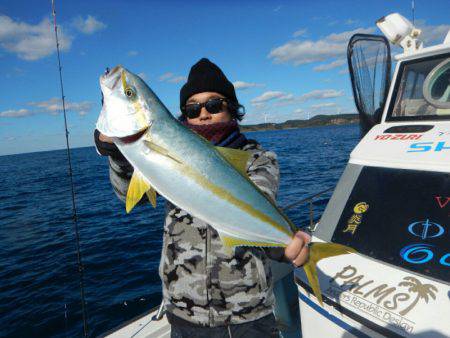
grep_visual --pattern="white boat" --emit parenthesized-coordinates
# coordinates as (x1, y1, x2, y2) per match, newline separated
(104, 13, 450, 337)
(296, 13, 450, 338)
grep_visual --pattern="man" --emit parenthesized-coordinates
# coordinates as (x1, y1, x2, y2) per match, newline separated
(95, 58, 309, 337)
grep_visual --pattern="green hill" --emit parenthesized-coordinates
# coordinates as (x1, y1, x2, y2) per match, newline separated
(240, 114, 359, 132)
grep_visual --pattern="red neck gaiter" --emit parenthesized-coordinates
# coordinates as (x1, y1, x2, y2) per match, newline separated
(182, 119, 239, 144)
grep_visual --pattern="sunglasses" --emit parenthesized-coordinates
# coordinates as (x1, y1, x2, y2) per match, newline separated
(182, 98, 228, 119)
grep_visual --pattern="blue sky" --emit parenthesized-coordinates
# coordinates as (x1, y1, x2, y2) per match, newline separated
(1, 0, 449, 155)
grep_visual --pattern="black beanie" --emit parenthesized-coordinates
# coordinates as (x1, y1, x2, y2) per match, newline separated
(180, 58, 238, 110)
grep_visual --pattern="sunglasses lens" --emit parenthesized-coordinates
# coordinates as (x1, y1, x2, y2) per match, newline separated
(205, 98, 224, 114)
(184, 98, 226, 119)
(184, 104, 201, 119)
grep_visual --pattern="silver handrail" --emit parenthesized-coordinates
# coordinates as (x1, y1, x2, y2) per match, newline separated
(282, 187, 334, 229)
(151, 301, 166, 321)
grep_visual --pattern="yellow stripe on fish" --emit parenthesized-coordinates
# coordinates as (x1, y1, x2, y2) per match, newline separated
(182, 163, 293, 241)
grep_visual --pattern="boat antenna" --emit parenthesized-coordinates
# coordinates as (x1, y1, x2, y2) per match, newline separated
(412, 0, 415, 25)
(51, 1, 89, 336)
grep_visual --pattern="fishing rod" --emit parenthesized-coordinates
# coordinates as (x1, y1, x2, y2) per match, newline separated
(51, 0, 89, 336)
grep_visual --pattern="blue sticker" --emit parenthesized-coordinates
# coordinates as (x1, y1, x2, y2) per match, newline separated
(408, 219, 444, 239)
(440, 253, 450, 267)
(408, 141, 450, 152)
(400, 244, 434, 264)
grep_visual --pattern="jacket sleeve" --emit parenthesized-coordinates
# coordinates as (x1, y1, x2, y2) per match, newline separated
(94, 129, 134, 203)
(246, 149, 280, 203)
(108, 156, 134, 203)
(246, 148, 289, 262)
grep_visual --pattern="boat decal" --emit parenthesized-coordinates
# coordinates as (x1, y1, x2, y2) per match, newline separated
(332, 166, 450, 281)
(342, 202, 369, 235)
(297, 263, 440, 336)
(407, 219, 444, 239)
(374, 134, 422, 140)
(296, 276, 404, 338)
(437, 131, 450, 137)
(400, 214, 449, 267)
(435, 196, 450, 210)
(407, 141, 450, 152)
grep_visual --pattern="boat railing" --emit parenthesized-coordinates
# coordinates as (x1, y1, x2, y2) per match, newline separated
(152, 301, 166, 321)
(282, 187, 334, 231)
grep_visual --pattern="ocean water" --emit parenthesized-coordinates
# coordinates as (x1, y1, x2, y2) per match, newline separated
(0, 125, 359, 337)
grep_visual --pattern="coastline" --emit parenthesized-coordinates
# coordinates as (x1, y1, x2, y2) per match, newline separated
(240, 114, 359, 132)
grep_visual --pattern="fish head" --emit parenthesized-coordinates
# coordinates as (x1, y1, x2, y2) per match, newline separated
(97, 65, 152, 138)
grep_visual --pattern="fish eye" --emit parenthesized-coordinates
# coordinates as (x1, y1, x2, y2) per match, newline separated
(125, 87, 135, 98)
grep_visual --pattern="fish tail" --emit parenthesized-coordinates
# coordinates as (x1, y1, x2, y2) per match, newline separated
(303, 242, 356, 306)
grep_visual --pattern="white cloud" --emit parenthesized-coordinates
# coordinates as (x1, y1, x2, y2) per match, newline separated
(328, 20, 340, 27)
(417, 22, 450, 45)
(5, 67, 26, 78)
(293, 108, 304, 114)
(345, 19, 360, 25)
(268, 27, 375, 66)
(168, 76, 186, 83)
(72, 15, 106, 34)
(0, 15, 72, 60)
(158, 72, 186, 83)
(128, 50, 138, 56)
(292, 28, 307, 38)
(313, 59, 346, 72)
(28, 98, 93, 116)
(327, 27, 375, 43)
(251, 91, 291, 104)
(299, 89, 344, 101)
(159, 72, 174, 81)
(311, 102, 337, 109)
(233, 81, 264, 90)
(0, 109, 32, 118)
(251, 89, 344, 108)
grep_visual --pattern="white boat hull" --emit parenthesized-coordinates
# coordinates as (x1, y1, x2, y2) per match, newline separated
(103, 307, 170, 338)
(295, 238, 450, 338)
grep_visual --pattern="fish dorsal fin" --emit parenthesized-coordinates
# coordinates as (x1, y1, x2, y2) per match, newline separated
(304, 243, 356, 306)
(215, 146, 251, 177)
(126, 170, 156, 213)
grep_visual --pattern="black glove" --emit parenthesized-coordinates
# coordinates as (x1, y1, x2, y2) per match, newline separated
(94, 129, 126, 161)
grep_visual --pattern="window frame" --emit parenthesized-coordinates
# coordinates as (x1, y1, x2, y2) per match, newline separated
(386, 52, 450, 122)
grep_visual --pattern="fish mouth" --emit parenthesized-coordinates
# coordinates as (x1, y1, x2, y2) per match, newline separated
(117, 127, 148, 144)
(101, 65, 123, 90)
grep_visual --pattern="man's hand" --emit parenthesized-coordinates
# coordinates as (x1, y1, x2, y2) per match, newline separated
(284, 231, 310, 267)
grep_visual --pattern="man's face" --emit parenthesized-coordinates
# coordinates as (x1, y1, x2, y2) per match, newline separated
(185, 92, 232, 125)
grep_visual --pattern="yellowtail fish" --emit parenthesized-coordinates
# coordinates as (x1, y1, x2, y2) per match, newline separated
(96, 65, 355, 305)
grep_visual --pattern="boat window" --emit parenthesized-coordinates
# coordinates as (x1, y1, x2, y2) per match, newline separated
(331, 166, 449, 282)
(423, 58, 450, 110)
(388, 54, 450, 121)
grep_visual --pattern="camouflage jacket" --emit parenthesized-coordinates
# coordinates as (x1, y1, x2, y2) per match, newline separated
(105, 140, 282, 327)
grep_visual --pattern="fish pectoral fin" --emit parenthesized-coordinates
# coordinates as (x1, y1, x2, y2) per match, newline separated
(215, 147, 251, 177)
(144, 140, 183, 164)
(126, 170, 154, 213)
(304, 243, 356, 306)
